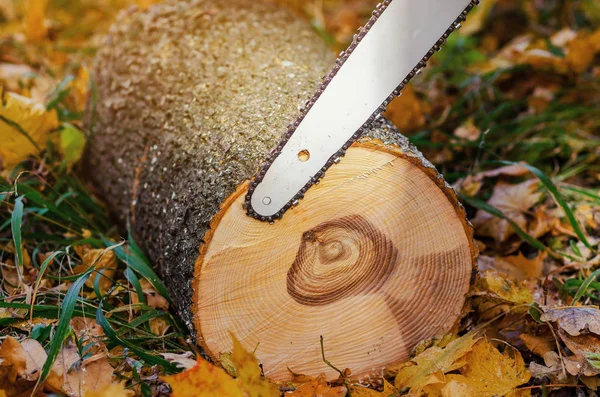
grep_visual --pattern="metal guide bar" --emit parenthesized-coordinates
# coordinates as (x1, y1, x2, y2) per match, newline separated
(244, 0, 480, 222)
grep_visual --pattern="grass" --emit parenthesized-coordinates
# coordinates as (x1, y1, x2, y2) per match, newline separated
(0, 150, 192, 395)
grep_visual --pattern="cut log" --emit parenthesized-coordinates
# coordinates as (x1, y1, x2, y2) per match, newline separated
(86, 0, 477, 381)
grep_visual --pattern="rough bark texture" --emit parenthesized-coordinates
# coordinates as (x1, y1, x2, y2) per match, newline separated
(85, 0, 429, 333)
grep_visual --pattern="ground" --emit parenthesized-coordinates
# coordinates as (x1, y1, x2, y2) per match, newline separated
(0, 0, 599, 396)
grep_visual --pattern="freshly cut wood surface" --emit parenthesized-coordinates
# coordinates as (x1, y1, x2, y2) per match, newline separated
(86, 0, 477, 381)
(196, 141, 474, 380)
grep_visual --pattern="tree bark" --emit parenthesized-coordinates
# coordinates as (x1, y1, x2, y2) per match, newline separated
(86, 0, 477, 380)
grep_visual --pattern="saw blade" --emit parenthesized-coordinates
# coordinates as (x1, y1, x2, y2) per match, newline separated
(245, 0, 479, 222)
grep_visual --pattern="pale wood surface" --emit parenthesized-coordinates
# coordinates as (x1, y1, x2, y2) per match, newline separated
(194, 140, 474, 380)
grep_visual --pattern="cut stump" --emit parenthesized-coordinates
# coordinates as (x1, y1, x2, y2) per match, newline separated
(86, 0, 477, 381)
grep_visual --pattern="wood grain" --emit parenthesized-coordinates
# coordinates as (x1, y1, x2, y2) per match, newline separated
(195, 142, 474, 380)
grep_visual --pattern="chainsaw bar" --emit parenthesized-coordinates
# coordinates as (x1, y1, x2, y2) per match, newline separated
(245, 0, 479, 222)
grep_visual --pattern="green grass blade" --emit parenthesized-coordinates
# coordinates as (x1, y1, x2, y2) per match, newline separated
(30, 251, 64, 318)
(34, 268, 93, 393)
(96, 302, 178, 372)
(571, 268, 600, 306)
(11, 195, 24, 280)
(105, 238, 172, 303)
(495, 160, 593, 249)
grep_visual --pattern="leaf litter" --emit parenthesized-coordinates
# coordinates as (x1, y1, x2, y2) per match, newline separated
(1, 0, 599, 396)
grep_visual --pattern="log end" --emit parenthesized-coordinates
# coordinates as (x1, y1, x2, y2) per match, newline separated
(193, 138, 476, 380)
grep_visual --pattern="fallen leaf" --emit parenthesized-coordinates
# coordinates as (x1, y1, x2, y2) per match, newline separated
(287, 374, 347, 397)
(160, 352, 197, 370)
(72, 249, 118, 296)
(472, 179, 542, 243)
(162, 359, 244, 397)
(475, 270, 534, 305)
(0, 336, 27, 383)
(540, 307, 600, 336)
(385, 85, 427, 132)
(0, 92, 59, 172)
(424, 339, 531, 397)
(62, 356, 115, 397)
(394, 331, 480, 394)
(520, 333, 556, 357)
(565, 29, 600, 73)
(474, 164, 530, 180)
(440, 379, 476, 397)
(477, 251, 547, 280)
(349, 380, 395, 397)
(453, 118, 481, 142)
(60, 124, 86, 170)
(84, 382, 132, 397)
(231, 334, 281, 397)
(24, 0, 48, 43)
(459, 0, 497, 36)
(20, 339, 46, 381)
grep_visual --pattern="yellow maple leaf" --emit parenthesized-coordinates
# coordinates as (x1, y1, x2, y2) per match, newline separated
(0, 91, 58, 172)
(287, 374, 347, 397)
(424, 339, 531, 397)
(231, 334, 280, 397)
(394, 331, 481, 394)
(162, 359, 244, 397)
(350, 380, 397, 396)
(24, 0, 48, 43)
(163, 334, 279, 397)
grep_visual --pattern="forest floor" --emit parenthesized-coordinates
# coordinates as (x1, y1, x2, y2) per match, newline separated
(0, 0, 599, 396)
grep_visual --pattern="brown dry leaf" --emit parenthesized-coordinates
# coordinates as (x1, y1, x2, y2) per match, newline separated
(384, 85, 427, 132)
(72, 249, 118, 296)
(0, 92, 59, 172)
(528, 206, 560, 239)
(559, 331, 600, 376)
(84, 382, 132, 397)
(19, 339, 46, 381)
(349, 380, 395, 397)
(160, 352, 197, 370)
(287, 374, 347, 397)
(453, 118, 481, 142)
(131, 279, 169, 310)
(474, 164, 530, 180)
(472, 179, 542, 243)
(424, 339, 531, 397)
(24, 0, 48, 43)
(540, 307, 600, 336)
(62, 356, 115, 397)
(162, 359, 244, 397)
(46, 342, 81, 393)
(478, 251, 547, 280)
(0, 336, 27, 383)
(394, 331, 480, 394)
(1, 260, 21, 295)
(520, 333, 556, 357)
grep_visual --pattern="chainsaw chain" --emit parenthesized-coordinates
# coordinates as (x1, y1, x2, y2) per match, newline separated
(245, 0, 480, 222)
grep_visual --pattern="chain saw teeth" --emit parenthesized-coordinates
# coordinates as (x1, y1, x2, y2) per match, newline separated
(244, 0, 480, 222)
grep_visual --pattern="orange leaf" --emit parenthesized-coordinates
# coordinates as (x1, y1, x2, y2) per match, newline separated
(162, 359, 244, 397)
